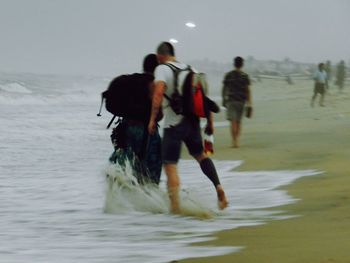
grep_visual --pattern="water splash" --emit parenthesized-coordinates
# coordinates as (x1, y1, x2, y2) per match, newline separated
(104, 160, 216, 218)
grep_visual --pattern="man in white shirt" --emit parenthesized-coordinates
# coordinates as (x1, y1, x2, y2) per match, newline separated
(311, 63, 328, 107)
(148, 42, 228, 213)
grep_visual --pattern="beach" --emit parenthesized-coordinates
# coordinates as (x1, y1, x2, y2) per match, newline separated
(181, 78, 350, 262)
(1, 1, 349, 262)
(0, 73, 349, 262)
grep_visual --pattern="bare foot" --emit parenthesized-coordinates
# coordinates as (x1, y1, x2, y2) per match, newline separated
(216, 186, 228, 210)
(170, 206, 181, 214)
(232, 140, 239, 148)
(232, 143, 239, 148)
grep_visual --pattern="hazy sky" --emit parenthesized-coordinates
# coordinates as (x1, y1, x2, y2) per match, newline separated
(0, 0, 349, 76)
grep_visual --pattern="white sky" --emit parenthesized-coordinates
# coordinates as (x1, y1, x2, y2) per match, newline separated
(0, 0, 349, 75)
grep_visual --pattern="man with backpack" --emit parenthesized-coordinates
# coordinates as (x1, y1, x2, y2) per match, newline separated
(148, 42, 228, 213)
(104, 54, 162, 185)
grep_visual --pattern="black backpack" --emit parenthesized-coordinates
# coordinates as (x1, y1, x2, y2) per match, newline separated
(97, 73, 153, 128)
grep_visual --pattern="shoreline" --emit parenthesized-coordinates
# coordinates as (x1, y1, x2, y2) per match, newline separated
(180, 80, 350, 262)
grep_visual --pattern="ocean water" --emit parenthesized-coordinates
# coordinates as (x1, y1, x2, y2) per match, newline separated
(0, 72, 320, 263)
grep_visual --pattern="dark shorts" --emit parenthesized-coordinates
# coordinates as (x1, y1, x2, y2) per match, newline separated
(162, 117, 204, 164)
(314, 83, 326, 94)
(226, 101, 245, 122)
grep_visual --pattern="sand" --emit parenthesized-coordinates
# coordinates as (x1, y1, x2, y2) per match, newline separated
(181, 78, 350, 263)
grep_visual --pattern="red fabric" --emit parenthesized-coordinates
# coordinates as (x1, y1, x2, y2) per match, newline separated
(193, 82, 206, 117)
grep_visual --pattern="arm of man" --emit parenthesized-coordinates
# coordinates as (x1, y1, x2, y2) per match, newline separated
(222, 76, 228, 107)
(245, 74, 252, 106)
(245, 85, 253, 118)
(148, 80, 165, 134)
(246, 85, 252, 106)
(205, 111, 214, 135)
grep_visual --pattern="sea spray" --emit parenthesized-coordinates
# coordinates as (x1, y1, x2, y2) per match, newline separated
(104, 159, 168, 214)
(103, 159, 215, 218)
(0, 73, 324, 263)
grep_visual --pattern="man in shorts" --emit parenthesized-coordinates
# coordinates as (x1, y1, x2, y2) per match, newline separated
(335, 60, 346, 93)
(311, 63, 327, 107)
(148, 42, 228, 213)
(222, 56, 253, 148)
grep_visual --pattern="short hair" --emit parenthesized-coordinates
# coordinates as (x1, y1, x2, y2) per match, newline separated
(318, 63, 324, 69)
(157, 42, 175, 56)
(234, 56, 244, 68)
(143, 53, 159, 74)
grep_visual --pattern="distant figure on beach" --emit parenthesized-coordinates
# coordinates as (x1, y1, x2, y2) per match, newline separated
(109, 54, 162, 184)
(311, 63, 327, 107)
(286, 75, 293, 85)
(148, 41, 228, 213)
(325, 60, 332, 89)
(222, 56, 253, 148)
(335, 60, 346, 92)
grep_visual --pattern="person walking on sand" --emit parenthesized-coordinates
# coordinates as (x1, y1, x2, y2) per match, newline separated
(335, 60, 346, 93)
(311, 63, 327, 107)
(147, 41, 228, 213)
(222, 56, 252, 148)
(325, 60, 332, 89)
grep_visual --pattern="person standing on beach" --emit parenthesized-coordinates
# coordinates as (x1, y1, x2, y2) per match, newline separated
(148, 41, 228, 213)
(335, 60, 346, 92)
(311, 63, 327, 107)
(325, 60, 332, 89)
(222, 56, 252, 148)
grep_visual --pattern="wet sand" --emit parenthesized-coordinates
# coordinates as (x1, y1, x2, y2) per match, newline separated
(181, 79, 350, 262)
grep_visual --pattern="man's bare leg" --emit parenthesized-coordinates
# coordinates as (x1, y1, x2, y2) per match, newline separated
(231, 121, 240, 148)
(320, 93, 325, 106)
(236, 122, 241, 147)
(230, 121, 235, 147)
(216, 185, 228, 210)
(195, 153, 228, 210)
(311, 93, 317, 107)
(164, 164, 181, 214)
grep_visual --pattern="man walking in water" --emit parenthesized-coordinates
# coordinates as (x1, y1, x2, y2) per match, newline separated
(148, 42, 228, 213)
(311, 63, 327, 107)
(222, 57, 252, 148)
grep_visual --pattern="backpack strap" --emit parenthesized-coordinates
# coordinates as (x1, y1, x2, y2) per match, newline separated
(106, 115, 117, 129)
(163, 63, 191, 100)
(163, 93, 172, 101)
(164, 63, 181, 93)
(96, 93, 104, 117)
